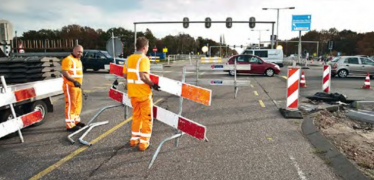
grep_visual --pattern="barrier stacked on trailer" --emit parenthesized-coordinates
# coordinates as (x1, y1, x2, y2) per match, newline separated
(0, 76, 63, 141)
(0, 57, 61, 84)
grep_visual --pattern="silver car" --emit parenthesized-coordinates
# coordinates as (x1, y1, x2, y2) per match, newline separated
(328, 56, 374, 78)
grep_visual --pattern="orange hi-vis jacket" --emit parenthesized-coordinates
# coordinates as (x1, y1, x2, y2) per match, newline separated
(61, 54, 83, 86)
(61, 54, 83, 129)
(123, 52, 151, 97)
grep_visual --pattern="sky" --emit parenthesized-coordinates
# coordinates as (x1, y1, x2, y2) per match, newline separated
(1, 0, 373, 51)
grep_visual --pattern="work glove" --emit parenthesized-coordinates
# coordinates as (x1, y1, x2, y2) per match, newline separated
(152, 83, 161, 91)
(73, 81, 81, 88)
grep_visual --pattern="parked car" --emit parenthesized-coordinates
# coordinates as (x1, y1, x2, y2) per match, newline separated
(81, 50, 126, 71)
(328, 56, 374, 78)
(241, 49, 284, 67)
(226, 54, 281, 77)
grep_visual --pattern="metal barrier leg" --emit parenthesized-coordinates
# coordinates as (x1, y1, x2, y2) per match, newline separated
(68, 104, 122, 144)
(67, 125, 90, 144)
(174, 67, 186, 147)
(148, 132, 184, 169)
(234, 86, 239, 99)
(78, 121, 109, 146)
(1, 76, 24, 143)
(11, 104, 24, 143)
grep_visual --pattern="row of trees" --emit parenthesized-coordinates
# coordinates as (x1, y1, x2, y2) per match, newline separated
(15, 25, 374, 57)
(16, 24, 237, 57)
(279, 28, 374, 56)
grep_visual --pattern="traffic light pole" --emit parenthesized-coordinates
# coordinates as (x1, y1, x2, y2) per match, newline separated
(133, 20, 276, 52)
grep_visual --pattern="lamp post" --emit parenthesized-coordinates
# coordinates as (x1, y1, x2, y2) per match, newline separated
(262, 7, 295, 47)
(251, 29, 269, 49)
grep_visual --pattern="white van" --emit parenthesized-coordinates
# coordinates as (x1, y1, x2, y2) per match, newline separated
(241, 49, 284, 67)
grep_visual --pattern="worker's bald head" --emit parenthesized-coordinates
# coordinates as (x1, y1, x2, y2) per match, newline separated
(73, 45, 84, 58)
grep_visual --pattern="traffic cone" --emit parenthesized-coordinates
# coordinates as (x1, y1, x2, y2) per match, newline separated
(362, 73, 371, 89)
(300, 70, 307, 87)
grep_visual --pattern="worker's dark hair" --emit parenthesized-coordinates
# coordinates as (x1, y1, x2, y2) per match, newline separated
(136, 37, 149, 51)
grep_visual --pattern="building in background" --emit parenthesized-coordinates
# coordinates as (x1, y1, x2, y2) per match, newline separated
(0, 19, 13, 56)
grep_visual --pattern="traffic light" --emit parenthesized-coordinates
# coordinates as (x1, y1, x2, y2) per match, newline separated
(205, 17, 212, 28)
(183, 17, 189, 28)
(226, 17, 232, 28)
(249, 17, 256, 28)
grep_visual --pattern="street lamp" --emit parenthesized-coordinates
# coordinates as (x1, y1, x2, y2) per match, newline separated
(251, 29, 269, 49)
(262, 7, 295, 47)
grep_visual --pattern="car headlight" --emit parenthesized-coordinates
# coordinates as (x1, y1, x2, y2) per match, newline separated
(275, 65, 280, 69)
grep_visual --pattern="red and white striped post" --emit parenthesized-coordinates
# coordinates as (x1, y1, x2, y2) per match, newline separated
(322, 65, 331, 93)
(286, 67, 301, 110)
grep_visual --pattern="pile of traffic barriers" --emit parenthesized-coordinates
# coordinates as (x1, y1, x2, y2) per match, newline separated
(0, 56, 61, 84)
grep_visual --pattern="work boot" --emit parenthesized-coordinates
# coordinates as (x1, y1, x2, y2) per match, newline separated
(76, 122, 86, 127)
(66, 126, 80, 132)
(129, 139, 139, 147)
(138, 143, 149, 151)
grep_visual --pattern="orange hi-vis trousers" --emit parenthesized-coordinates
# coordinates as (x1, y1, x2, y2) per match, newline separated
(63, 83, 82, 129)
(130, 96, 153, 146)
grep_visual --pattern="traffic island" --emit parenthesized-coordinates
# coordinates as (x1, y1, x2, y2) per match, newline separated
(302, 105, 374, 179)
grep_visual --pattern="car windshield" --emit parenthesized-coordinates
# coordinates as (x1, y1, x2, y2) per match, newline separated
(101, 51, 112, 58)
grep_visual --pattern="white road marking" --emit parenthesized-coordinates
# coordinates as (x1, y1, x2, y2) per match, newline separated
(289, 155, 307, 180)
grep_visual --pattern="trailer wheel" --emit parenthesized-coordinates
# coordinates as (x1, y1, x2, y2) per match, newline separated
(31, 101, 48, 126)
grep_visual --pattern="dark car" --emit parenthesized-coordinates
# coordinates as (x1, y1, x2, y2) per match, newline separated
(226, 54, 281, 76)
(82, 50, 126, 71)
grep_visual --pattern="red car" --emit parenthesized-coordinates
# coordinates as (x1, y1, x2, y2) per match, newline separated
(226, 54, 281, 76)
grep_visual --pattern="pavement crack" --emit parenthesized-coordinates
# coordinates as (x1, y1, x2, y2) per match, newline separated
(89, 144, 126, 177)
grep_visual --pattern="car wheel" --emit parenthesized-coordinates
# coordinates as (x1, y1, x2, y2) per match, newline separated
(265, 69, 275, 77)
(338, 69, 348, 78)
(229, 70, 236, 76)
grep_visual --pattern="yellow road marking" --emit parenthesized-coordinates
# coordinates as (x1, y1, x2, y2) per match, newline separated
(250, 84, 254, 88)
(282, 76, 288, 80)
(93, 87, 108, 89)
(254, 91, 259, 96)
(30, 98, 164, 180)
(83, 90, 94, 93)
(259, 100, 266, 108)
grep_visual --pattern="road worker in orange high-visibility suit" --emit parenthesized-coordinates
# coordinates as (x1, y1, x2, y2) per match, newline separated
(123, 37, 161, 151)
(61, 45, 86, 132)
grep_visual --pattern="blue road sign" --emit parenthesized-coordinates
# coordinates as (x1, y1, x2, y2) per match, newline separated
(292, 15, 311, 31)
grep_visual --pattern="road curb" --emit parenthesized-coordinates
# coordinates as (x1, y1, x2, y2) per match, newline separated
(302, 114, 370, 180)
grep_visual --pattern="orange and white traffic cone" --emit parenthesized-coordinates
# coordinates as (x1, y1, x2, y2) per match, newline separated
(363, 73, 371, 89)
(300, 70, 307, 87)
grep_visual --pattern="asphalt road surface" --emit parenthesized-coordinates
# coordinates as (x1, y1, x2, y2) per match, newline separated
(2, 59, 369, 180)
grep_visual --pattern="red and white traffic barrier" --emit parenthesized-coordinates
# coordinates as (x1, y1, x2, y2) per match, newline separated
(110, 63, 212, 106)
(363, 73, 371, 89)
(0, 78, 63, 107)
(300, 70, 307, 88)
(322, 65, 331, 93)
(286, 68, 301, 110)
(0, 111, 42, 138)
(109, 88, 206, 140)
